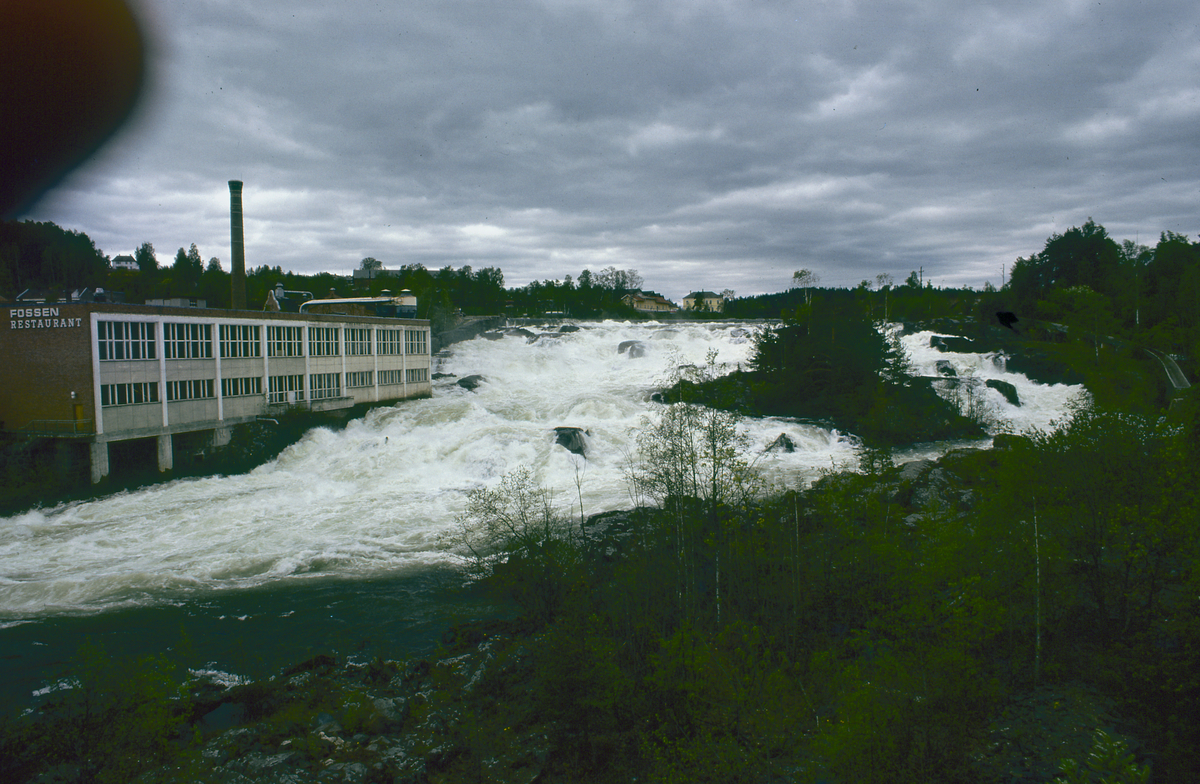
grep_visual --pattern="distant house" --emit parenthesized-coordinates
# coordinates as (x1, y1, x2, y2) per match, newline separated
(111, 254, 138, 272)
(622, 291, 677, 313)
(683, 291, 725, 313)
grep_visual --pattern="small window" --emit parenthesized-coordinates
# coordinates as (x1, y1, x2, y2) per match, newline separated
(268, 374, 305, 403)
(405, 329, 427, 355)
(220, 324, 261, 358)
(309, 372, 342, 400)
(267, 326, 303, 357)
(100, 381, 159, 406)
(309, 327, 340, 357)
(97, 321, 156, 361)
(164, 323, 213, 359)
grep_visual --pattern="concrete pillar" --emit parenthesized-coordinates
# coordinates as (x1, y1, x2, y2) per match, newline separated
(90, 440, 110, 484)
(157, 434, 174, 472)
(211, 426, 232, 448)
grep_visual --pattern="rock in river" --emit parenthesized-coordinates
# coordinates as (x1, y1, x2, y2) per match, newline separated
(985, 378, 1020, 406)
(618, 340, 646, 358)
(553, 426, 590, 457)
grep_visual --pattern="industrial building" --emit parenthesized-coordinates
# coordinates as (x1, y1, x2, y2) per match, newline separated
(1, 180, 435, 484)
(0, 300, 432, 482)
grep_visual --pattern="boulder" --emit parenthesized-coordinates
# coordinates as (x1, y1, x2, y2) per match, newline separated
(457, 374, 486, 391)
(935, 359, 957, 377)
(985, 378, 1021, 406)
(553, 426, 590, 457)
(557, 324, 580, 333)
(765, 432, 796, 453)
(898, 459, 935, 484)
(618, 340, 646, 358)
(582, 508, 660, 562)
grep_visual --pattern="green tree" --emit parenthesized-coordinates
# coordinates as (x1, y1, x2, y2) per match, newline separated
(199, 256, 229, 308)
(441, 466, 582, 624)
(1009, 219, 1123, 318)
(134, 240, 156, 272)
(170, 244, 203, 295)
(628, 351, 761, 626)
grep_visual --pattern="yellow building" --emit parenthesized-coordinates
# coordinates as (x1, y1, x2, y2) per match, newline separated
(622, 291, 677, 313)
(682, 291, 725, 312)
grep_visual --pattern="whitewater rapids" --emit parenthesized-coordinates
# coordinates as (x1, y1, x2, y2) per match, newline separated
(0, 321, 1083, 620)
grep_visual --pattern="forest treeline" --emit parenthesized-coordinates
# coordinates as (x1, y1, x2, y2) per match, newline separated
(3, 216, 1198, 357)
(727, 218, 1199, 366)
(0, 221, 646, 324)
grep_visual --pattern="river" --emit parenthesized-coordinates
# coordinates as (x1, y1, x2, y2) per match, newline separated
(0, 320, 1084, 712)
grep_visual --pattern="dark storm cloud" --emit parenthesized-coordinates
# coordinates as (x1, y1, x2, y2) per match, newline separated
(22, 0, 1200, 301)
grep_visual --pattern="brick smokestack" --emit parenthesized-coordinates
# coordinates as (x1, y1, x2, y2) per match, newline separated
(229, 180, 247, 310)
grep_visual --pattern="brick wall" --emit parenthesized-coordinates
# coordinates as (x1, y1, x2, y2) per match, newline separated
(0, 304, 94, 431)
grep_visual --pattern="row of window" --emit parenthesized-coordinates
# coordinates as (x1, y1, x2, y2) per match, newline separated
(100, 381, 158, 406)
(166, 378, 214, 402)
(98, 321, 430, 361)
(222, 376, 263, 397)
(103, 370, 429, 407)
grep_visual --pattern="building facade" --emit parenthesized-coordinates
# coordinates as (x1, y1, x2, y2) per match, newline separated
(1, 302, 432, 482)
(622, 291, 677, 313)
(682, 291, 725, 313)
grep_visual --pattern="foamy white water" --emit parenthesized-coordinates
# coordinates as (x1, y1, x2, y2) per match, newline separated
(0, 321, 1083, 619)
(0, 322, 847, 618)
(899, 329, 1088, 434)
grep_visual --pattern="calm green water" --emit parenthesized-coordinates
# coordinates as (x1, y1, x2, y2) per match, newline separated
(0, 568, 500, 716)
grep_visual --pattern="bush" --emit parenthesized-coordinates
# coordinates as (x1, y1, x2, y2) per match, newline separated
(441, 466, 583, 624)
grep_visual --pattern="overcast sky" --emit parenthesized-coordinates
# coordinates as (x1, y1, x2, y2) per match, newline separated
(20, 0, 1200, 301)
